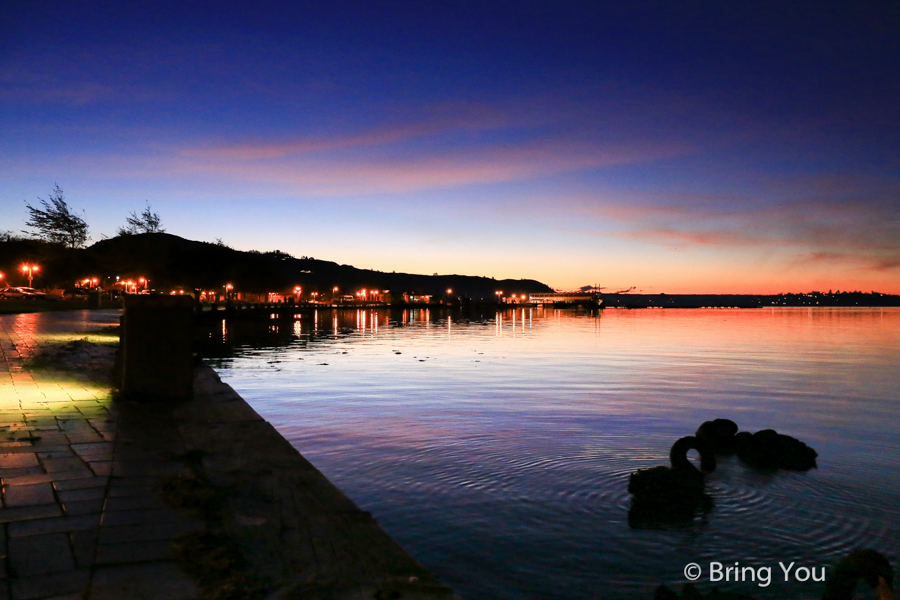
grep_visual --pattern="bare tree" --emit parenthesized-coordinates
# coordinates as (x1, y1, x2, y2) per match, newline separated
(117, 201, 165, 235)
(23, 185, 90, 248)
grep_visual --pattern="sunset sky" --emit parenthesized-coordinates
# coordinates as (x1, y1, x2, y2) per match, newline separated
(2, 2, 898, 293)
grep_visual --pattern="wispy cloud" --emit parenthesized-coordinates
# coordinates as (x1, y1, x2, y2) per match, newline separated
(166, 97, 692, 193)
(585, 177, 900, 272)
(170, 140, 686, 195)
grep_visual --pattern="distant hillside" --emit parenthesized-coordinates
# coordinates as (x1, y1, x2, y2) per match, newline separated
(1, 233, 554, 299)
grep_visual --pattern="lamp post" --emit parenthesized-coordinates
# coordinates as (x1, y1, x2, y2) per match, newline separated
(333, 286, 339, 302)
(21, 264, 39, 287)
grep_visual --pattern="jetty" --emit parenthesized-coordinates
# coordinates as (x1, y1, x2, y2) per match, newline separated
(0, 309, 456, 599)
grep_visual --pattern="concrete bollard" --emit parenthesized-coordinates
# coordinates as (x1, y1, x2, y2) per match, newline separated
(120, 295, 194, 400)
(87, 291, 102, 309)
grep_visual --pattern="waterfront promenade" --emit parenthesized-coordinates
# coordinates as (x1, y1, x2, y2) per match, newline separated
(0, 310, 455, 600)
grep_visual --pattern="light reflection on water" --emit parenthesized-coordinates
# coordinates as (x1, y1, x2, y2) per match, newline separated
(205, 307, 900, 599)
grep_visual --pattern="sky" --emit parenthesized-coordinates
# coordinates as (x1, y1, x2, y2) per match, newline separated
(2, 1, 899, 294)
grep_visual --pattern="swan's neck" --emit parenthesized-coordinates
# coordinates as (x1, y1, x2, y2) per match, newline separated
(669, 436, 715, 474)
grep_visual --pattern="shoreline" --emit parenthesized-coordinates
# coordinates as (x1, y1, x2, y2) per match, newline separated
(0, 309, 456, 599)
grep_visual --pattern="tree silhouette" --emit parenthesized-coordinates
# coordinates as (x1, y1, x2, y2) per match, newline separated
(23, 185, 90, 248)
(117, 201, 165, 235)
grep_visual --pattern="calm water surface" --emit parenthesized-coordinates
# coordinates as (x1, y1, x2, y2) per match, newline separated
(203, 307, 900, 599)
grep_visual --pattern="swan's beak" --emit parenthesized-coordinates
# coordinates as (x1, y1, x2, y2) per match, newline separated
(876, 576, 894, 600)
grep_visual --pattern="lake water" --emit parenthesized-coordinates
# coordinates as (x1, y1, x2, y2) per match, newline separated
(202, 307, 900, 599)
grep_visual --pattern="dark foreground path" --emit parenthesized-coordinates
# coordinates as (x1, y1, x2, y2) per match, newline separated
(0, 310, 455, 600)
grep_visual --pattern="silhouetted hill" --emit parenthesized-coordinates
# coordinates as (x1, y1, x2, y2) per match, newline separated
(1, 233, 554, 299)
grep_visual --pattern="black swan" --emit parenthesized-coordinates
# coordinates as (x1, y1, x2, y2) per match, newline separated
(653, 549, 893, 600)
(734, 428, 818, 471)
(629, 437, 716, 507)
(696, 419, 739, 454)
(695, 419, 818, 470)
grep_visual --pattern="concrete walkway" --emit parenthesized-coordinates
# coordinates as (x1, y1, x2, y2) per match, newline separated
(0, 310, 455, 600)
(0, 310, 201, 600)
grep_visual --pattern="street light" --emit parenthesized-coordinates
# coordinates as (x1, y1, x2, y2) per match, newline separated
(21, 264, 39, 287)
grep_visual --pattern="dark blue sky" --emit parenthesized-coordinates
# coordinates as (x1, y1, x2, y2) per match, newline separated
(2, 1, 899, 292)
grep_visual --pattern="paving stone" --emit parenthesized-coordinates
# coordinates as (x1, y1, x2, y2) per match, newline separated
(57, 420, 93, 432)
(88, 461, 112, 476)
(73, 449, 113, 461)
(8, 533, 75, 576)
(10, 569, 89, 600)
(0, 504, 62, 524)
(29, 433, 70, 446)
(8, 514, 101, 537)
(58, 487, 105, 503)
(2, 483, 55, 507)
(64, 434, 104, 444)
(53, 477, 107, 492)
(70, 442, 113, 452)
(39, 458, 88, 474)
(0, 454, 38, 468)
(36, 450, 74, 460)
(62, 499, 103, 516)
(89, 562, 198, 600)
(0, 468, 44, 480)
(69, 528, 99, 568)
(3, 471, 89, 486)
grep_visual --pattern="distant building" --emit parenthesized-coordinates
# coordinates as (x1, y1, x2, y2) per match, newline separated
(403, 292, 432, 303)
(529, 292, 603, 306)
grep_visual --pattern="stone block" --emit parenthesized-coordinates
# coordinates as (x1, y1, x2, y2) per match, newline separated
(8, 514, 101, 537)
(9, 533, 75, 576)
(0, 454, 39, 468)
(3, 483, 56, 507)
(69, 528, 99, 568)
(10, 569, 89, 600)
(53, 477, 107, 492)
(62, 499, 104, 516)
(0, 504, 62, 524)
(120, 296, 194, 400)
